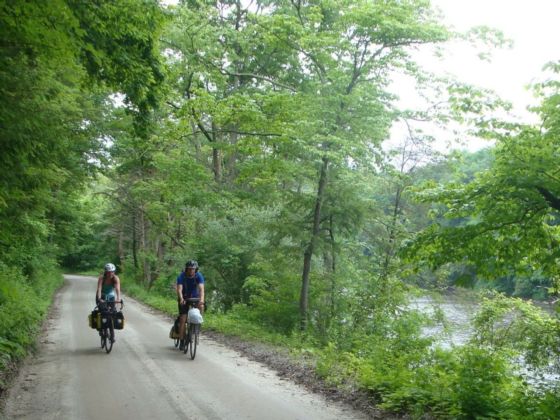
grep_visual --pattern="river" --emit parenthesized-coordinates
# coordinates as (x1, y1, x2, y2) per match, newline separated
(409, 293, 559, 386)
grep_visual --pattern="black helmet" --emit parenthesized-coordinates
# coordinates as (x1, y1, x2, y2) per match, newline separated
(185, 260, 199, 269)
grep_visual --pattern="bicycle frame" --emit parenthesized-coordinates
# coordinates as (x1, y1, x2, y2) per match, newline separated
(97, 300, 123, 354)
(178, 298, 202, 360)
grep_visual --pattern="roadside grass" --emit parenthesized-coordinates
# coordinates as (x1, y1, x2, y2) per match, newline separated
(0, 264, 63, 394)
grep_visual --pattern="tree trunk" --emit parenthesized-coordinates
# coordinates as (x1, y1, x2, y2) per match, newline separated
(118, 225, 125, 271)
(328, 214, 336, 320)
(299, 156, 329, 330)
(132, 212, 138, 269)
(211, 122, 222, 183)
(139, 205, 150, 286)
(225, 128, 239, 183)
(380, 185, 403, 284)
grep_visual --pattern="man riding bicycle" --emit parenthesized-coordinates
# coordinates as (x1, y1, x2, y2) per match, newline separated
(176, 260, 205, 350)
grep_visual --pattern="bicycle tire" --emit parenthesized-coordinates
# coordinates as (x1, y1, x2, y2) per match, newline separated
(105, 320, 114, 354)
(189, 323, 197, 360)
(183, 328, 190, 355)
(174, 338, 180, 348)
(100, 330, 106, 349)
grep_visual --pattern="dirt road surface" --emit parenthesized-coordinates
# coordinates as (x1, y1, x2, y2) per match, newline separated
(2, 275, 369, 420)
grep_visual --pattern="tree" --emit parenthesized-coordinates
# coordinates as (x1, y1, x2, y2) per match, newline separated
(0, 0, 165, 274)
(256, 0, 448, 328)
(404, 62, 560, 296)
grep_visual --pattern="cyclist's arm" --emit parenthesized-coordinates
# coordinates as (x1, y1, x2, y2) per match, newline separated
(114, 275, 122, 302)
(198, 283, 205, 304)
(198, 283, 205, 312)
(177, 282, 184, 304)
(96, 276, 103, 301)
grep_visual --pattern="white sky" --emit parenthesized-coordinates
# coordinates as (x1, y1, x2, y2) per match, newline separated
(431, 0, 560, 120)
(389, 0, 560, 153)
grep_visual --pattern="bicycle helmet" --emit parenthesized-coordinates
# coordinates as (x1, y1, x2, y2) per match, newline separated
(185, 260, 199, 269)
(104, 263, 116, 272)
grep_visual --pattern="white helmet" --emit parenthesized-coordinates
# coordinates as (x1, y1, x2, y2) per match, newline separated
(104, 263, 116, 272)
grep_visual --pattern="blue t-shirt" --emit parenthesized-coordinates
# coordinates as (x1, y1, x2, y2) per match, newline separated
(176, 271, 205, 299)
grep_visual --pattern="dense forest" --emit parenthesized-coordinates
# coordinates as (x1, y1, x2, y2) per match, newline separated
(1, 1, 559, 418)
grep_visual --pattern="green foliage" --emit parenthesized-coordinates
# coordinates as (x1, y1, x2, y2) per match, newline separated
(451, 346, 517, 419)
(0, 263, 62, 388)
(509, 386, 560, 419)
(59, 179, 119, 271)
(67, 0, 165, 128)
(241, 258, 301, 335)
(470, 293, 560, 375)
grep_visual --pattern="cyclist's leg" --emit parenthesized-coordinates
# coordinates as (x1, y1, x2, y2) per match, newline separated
(98, 301, 107, 348)
(109, 302, 116, 343)
(178, 315, 187, 348)
(178, 302, 188, 350)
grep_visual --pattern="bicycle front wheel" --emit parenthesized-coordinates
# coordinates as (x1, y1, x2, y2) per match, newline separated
(189, 324, 198, 360)
(105, 322, 114, 354)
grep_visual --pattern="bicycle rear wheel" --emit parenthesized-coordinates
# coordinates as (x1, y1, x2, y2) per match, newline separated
(183, 329, 190, 355)
(189, 323, 197, 360)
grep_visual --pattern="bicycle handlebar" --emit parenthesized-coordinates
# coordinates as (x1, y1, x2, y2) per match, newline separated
(179, 297, 203, 309)
(96, 300, 124, 310)
(184, 298, 200, 303)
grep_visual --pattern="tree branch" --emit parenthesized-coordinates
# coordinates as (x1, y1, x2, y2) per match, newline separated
(536, 186, 560, 212)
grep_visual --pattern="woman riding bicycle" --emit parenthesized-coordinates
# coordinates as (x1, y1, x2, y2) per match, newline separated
(176, 260, 205, 350)
(95, 263, 122, 351)
(96, 263, 121, 304)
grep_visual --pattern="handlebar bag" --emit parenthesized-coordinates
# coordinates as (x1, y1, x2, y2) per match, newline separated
(187, 308, 203, 324)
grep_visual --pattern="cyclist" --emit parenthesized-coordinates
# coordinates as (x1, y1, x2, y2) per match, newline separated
(176, 260, 205, 350)
(96, 263, 122, 304)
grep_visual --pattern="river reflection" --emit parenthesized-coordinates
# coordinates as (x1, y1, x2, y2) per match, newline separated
(410, 294, 557, 346)
(409, 295, 479, 347)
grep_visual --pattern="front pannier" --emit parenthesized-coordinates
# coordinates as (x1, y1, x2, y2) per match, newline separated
(113, 311, 125, 330)
(88, 309, 101, 329)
